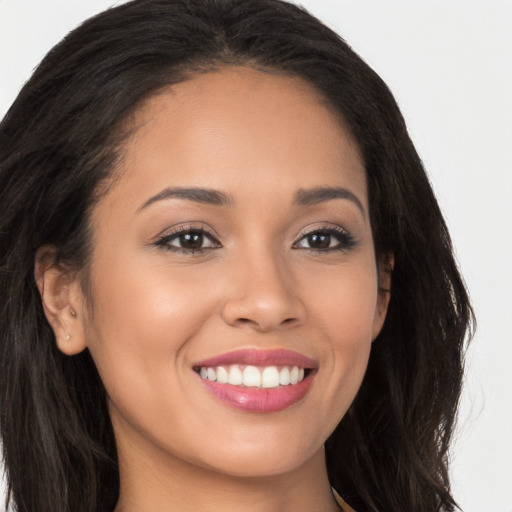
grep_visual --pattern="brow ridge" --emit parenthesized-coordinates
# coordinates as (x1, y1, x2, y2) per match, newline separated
(294, 186, 366, 217)
(138, 187, 234, 211)
(138, 185, 365, 217)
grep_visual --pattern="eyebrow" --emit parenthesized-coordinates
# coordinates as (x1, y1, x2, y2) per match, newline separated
(294, 187, 366, 217)
(137, 185, 365, 217)
(137, 187, 234, 211)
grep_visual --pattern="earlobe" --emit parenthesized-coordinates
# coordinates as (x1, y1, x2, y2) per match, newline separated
(34, 245, 88, 355)
(372, 252, 394, 340)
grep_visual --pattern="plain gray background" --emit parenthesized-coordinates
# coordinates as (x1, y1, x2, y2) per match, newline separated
(1, 1, 511, 511)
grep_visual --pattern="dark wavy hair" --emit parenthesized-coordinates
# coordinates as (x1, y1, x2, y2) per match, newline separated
(0, 1, 473, 511)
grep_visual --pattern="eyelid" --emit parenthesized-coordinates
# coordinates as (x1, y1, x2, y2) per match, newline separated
(297, 224, 348, 238)
(154, 222, 218, 240)
(150, 222, 356, 253)
(152, 223, 222, 251)
(292, 223, 357, 251)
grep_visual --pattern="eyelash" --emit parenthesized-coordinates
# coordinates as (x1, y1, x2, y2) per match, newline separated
(153, 224, 356, 254)
(292, 225, 357, 253)
(153, 225, 221, 254)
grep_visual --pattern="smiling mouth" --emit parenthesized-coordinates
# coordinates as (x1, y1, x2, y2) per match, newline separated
(194, 364, 312, 388)
(192, 349, 317, 412)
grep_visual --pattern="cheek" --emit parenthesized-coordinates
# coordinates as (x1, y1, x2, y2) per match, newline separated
(89, 249, 210, 334)
(82, 257, 222, 454)
(83, 253, 216, 397)
(305, 260, 378, 400)
(308, 258, 379, 341)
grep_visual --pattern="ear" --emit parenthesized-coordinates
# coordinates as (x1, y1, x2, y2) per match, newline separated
(371, 252, 394, 340)
(34, 245, 88, 355)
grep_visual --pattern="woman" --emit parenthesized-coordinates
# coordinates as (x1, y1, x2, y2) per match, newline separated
(0, 1, 474, 511)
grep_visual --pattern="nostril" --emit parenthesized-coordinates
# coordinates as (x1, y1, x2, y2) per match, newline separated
(235, 316, 298, 328)
(222, 294, 306, 331)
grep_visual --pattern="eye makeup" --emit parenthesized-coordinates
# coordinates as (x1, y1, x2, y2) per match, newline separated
(151, 221, 357, 256)
(293, 224, 357, 252)
(152, 223, 221, 254)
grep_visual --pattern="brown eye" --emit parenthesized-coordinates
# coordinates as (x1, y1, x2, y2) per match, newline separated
(306, 233, 331, 249)
(178, 231, 204, 250)
(155, 227, 220, 253)
(294, 227, 356, 252)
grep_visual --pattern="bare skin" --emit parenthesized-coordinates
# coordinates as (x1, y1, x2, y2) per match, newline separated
(37, 67, 389, 512)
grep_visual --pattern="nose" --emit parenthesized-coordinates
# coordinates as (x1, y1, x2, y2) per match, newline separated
(220, 250, 306, 332)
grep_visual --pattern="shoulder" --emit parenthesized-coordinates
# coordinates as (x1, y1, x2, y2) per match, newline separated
(332, 488, 357, 512)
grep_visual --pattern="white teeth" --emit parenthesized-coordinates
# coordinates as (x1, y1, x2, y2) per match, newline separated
(261, 366, 280, 388)
(198, 364, 307, 388)
(216, 366, 229, 384)
(227, 364, 243, 385)
(278, 367, 291, 385)
(243, 365, 262, 387)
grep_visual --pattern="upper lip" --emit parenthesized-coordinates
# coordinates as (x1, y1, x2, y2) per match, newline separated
(193, 348, 317, 369)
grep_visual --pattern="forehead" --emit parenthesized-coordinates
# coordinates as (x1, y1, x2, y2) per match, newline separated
(101, 66, 367, 213)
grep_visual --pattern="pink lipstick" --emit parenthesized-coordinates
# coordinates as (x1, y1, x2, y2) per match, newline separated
(193, 349, 317, 413)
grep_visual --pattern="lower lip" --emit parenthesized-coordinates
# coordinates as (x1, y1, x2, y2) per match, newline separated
(197, 373, 314, 413)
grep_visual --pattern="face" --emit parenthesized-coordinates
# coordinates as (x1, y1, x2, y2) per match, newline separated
(76, 68, 389, 478)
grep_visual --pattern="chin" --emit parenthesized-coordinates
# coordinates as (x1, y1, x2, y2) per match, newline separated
(191, 434, 324, 479)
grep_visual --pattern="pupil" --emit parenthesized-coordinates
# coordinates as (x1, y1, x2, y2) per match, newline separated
(309, 233, 330, 249)
(180, 232, 203, 249)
